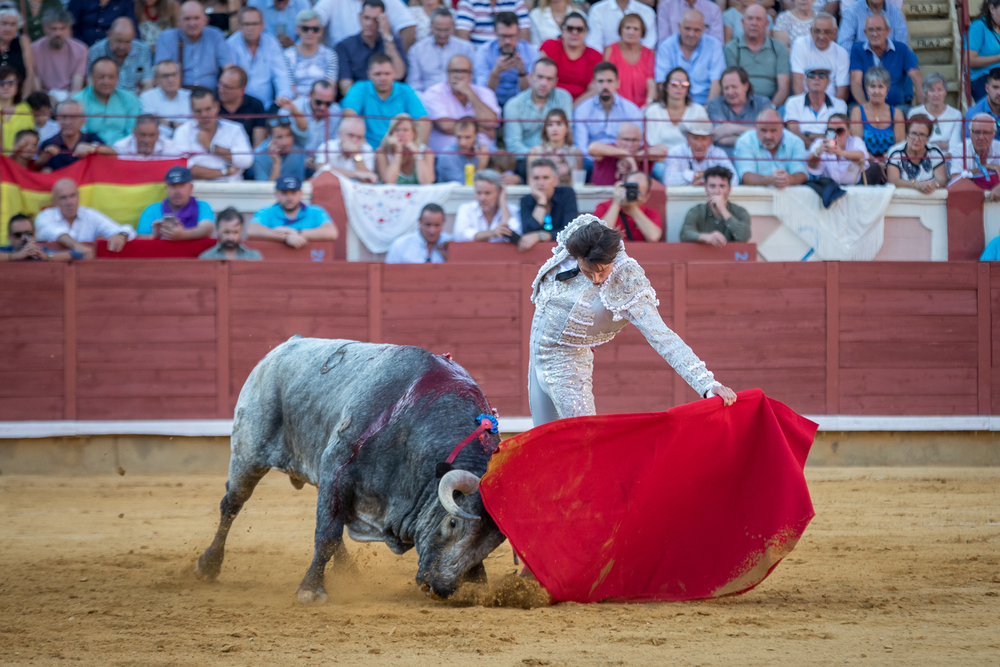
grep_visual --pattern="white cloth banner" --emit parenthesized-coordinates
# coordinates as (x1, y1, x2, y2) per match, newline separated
(337, 176, 458, 254)
(767, 185, 896, 261)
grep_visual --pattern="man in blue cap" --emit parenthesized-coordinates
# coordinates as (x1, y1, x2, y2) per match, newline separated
(136, 166, 216, 240)
(246, 175, 339, 249)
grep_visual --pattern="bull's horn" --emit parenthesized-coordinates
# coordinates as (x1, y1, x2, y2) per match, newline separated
(437, 470, 482, 521)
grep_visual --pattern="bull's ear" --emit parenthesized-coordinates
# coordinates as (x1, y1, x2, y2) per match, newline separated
(435, 462, 454, 479)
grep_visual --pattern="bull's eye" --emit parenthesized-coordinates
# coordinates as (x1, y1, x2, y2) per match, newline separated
(449, 518, 457, 529)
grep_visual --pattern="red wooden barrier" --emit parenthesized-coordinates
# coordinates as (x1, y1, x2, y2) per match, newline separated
(0, 261, 994, 421)
(447, 242, 757, 264)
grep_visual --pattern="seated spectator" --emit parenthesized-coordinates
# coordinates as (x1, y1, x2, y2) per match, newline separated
(965, 68, 1000, 140)
(314, 116, 378, 183)
(968, 0, 1000, 102)
(474, 11, 539, 107)
(155, 1, 234, 92)
(10, 128, 39, 169)
(594, 170, 662, 242)
(722, 0, 772, 44)
(341, 53, 429, 149)
(518, 157, 578, 251)
(655, 10, 724, 105)
(408, 0, 440, 43)
(86, 17, 153, 96)
(72, 57, 140, 145)
(172, 86, 254, 181)
(385, 202, 451, 263)
(32, 8, 87, 97)
(837, 0, 907, 50)
(226, 7, 293, 109)
(784, 63, 848, 146)
(489, 150, 524, 184)
(35, 178, 135, 257)
(733, 108, 808, 187)
(455, 0, 531, 46)
(375, 113, 435, 185)
(586, 0, 657, 53)
(539, 12, 602, 101)
(790, 13, 848, 101)
(424, 55, 499, 153)
(23, 0, 62, 42)
(603, 12, 656, 109)
(253, 118, 306, 182)
(336, 0, 407, 97)
(453, 168, 522, 242)
(643, 69, 708, 153)
(407, 7, 475, 94)
(908, 73, 961, 158)
(112, 114, 176, 159)
(136, 165, 214, 239)
(503, 58, 574, 163)
(707, 66, 774, 155)
(573, 62, 642, 155)
(217, 65, 267, 148)
(436, 118, 491, 183)
(848, 15, 920, 108)
(26, 91, 60, 142)
(198, 207, 263, 260)
(679, 165, 751, 246)
(663, 106, 737, 185)
(0, 4, 31, 99)
(657, 0, 724, 46)
(69, 0, 137, 46)
(529, 0, 587, 46)
(590, 122, 663, 185)
(951, 113, 1000, 198)
(0, 67, 32, 151)
(276, 80, 341, 164)
(804, 112, 869, 184)
(884, 114, 947, 194)
(723, 4, 790, 108)
(526, 108, 583, 186)
(35, 99, 114, 171)
(247, 0, 309, 47)
(247, 175, 338, 247)
(140, 60, 191, 139)
(1, 213, 81, 261)
(314, 0, 416, 52)
(136, 0, 178, 52)
(849, 66, 904, 180)
(772, 0, 816, 49)
(283, 9, 338, 99)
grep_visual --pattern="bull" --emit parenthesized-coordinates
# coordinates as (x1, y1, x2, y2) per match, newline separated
(194, 337, 507, 601)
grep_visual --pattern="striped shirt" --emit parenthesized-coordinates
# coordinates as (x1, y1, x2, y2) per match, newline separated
(455, 0, 530, 45)
(86, 38, 154, 94)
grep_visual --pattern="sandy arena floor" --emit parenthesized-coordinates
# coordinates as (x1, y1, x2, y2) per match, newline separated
(0, 468, 998, 666)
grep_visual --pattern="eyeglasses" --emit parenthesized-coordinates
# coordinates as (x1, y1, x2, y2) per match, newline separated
(311, 99, 333, 107)
(563, 24, 586, 33)
(268, 117, 292, 127)
(10, 231, 33, 239)
(0, 79, 18, 87)
(805, 71, 830, 79)
(811, 28, 837, 36)
(299, 25, 321, 33)
(667, 80, 690, 87)
(447, 68, 472, 75)
(907, 131, 929, 139)
(240, 20, 262, 27)
(833, 127, 847, 135)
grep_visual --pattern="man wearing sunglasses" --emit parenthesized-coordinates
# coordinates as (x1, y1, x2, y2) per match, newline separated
(784, 63, 847, 145)
(1, 214, 80, 262)
(275, 80, 341, 169)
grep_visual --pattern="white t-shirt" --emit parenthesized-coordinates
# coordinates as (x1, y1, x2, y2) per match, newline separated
(112, 134, 177, 160)
(783, 93, 848, 135)
(643, 102, 708, 151)
(35, 206, 137, 243)
(139, 87, 192, 139)
(384, 229, 453, 264)
(172, 119, 254, 182)
(790, 36, 849, 99)
(452, 201, 522, 242)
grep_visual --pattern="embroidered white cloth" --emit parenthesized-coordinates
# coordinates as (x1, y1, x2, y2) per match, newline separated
(336, 176, 458, 254)
(768, 185, 896, 261)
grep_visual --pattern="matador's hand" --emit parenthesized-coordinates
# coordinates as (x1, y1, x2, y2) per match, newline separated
(713, 385, 737, 406)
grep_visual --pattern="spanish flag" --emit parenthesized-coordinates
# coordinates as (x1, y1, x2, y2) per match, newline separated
(0, 155, 185, 245)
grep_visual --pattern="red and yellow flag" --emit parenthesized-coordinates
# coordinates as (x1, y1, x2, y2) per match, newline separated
(0, 155, 185, 245)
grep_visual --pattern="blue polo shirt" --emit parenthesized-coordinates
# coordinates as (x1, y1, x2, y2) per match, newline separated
(969, 18, 1000, 81)
(849, 39, 918, 106)
(966, 96, 1000, 139)
(335, 33, 407, 84)
(732, 128, 808, 181)
(340, 80, 428, 147)
(982, 236, 1000, 261)
(137, 199, 215, 235)
(251, 202, 332, 231)
(654, 34, 726, 105)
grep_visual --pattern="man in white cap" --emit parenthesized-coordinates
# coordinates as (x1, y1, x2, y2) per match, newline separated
(663, 105, 737, 186)
(784, 62, 848, 146)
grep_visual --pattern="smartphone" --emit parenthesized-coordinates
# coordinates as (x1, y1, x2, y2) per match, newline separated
(276, 23, 287, 36)
(163, 214, 176, 226)
(506, 231, 522, 244)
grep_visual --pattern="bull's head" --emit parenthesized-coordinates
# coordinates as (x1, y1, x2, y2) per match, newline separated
(414, 470, 506, 599)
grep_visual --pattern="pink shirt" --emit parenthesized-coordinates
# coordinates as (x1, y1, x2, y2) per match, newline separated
(32, 37, 89, 94)
(656, 0, 724, 45)
(421, 81, 501, 153)
(606, 43, 655, 109)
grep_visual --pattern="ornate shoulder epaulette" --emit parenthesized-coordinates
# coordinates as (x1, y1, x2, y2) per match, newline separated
(598, 256, 659, 321)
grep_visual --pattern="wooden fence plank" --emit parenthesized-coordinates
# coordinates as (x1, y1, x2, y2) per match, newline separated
(76, 315, 217, 344)
(77, 369, 217, 397)
(840, 368, 978, 396)
(979, 264, 992, 415)
(839, 262, 978, 289)
(77, 396, 218, 420)
(839, 315, 978, 343)
(77, 342, 217, 370)
(0, 370, 63, 398)
(76, 261, 217, 288)
(840, 341, 978, 368)
(381, 291, 521, 319)
(672, 264, 686, 407)
(229, 315, 368, 341)
(685, 289, 827, 316)
(0, 317, 65, 344)
(0, 291, 64, 317)
(229, 288, 368, 316)
(383, 264, 524, 291)
(76, 288, 217, 316)
(826, 262, 838, 415)
(687, 262, 827, 289)
(839, 394, 979, 415)
(368, 263, 381, 344)
(217, 262, 230, 418)
(0, 397, 64, 421)
(228, 263, 369, 290)
(840, 289, 978, 317)
(64, 264, 75, 420)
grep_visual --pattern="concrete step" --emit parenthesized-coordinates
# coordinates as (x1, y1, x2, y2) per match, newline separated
(902, 0, 950, 17)
(915, 47, 955, 65)
(907, 19, 955, 38)
(919, 63, 959, 81)
(911, 35, 954, 51)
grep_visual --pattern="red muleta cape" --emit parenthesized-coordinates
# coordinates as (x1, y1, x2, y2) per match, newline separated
(479, 389, 817, 604)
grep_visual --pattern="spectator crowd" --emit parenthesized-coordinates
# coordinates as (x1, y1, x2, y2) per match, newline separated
(0, 0, 994, 262)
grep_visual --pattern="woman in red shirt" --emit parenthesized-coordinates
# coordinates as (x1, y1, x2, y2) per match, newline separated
(539, 12, 602, 101)
(603, 13, 655, 109)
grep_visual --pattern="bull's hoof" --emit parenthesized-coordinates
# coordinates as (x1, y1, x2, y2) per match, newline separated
(194, 551, 222, 581)
(296, 587, 327, 604)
